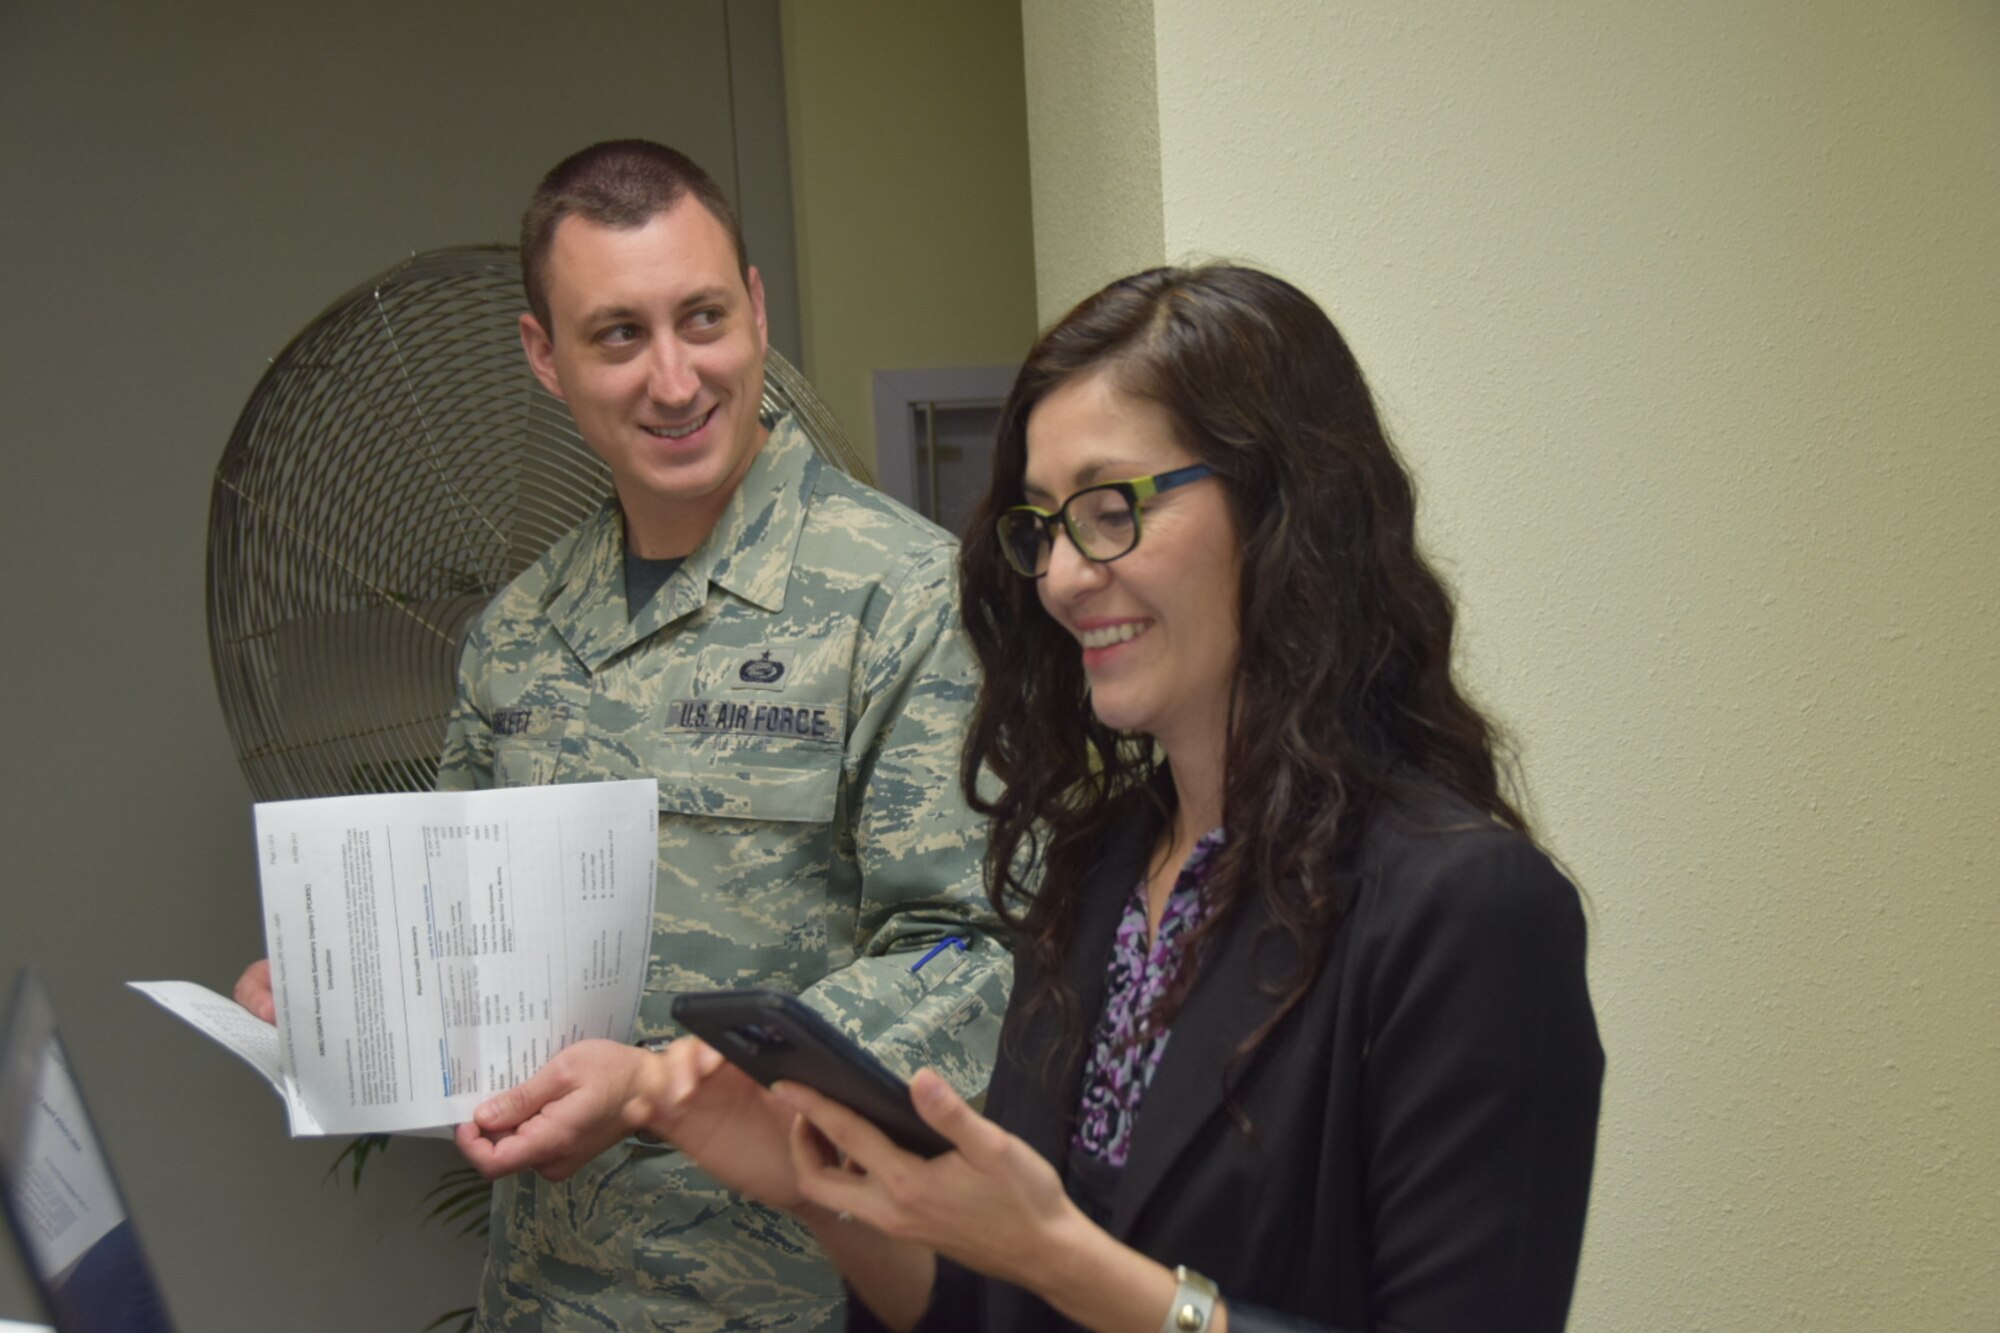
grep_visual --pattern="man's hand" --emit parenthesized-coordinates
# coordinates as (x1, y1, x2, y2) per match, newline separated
(454, 1035, 811, 1208)
(455, 1038, 654, 1181)
(233, 959, 276, 1024)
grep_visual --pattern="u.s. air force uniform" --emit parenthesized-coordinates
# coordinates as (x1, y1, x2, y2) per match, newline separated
(437, 415, 1013, 1332)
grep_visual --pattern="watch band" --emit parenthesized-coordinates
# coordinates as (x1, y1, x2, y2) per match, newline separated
(1160, 1264, 1220, 1333)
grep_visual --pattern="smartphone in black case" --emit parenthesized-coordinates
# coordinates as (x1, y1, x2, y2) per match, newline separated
(670, 988, 952, 1158)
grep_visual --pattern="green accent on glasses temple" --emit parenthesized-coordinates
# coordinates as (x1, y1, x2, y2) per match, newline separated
(995, 462, 1216, 577)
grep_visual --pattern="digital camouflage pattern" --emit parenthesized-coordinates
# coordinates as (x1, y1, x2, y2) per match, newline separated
(438, 417, 1014, 1331)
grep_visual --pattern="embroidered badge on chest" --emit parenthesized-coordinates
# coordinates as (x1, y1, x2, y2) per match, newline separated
(664, 643, 840, 743)
(737, 650, 787, 688)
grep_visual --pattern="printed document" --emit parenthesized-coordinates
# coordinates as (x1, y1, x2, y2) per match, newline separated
(132, 779, 657, 1136)
(11, 1040, 124, 1282)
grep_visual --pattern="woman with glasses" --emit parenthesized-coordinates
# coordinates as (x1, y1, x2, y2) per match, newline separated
(653, 264, 1603, 1331)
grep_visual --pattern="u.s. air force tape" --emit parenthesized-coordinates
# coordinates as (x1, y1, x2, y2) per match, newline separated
(667, 698, 839, 742)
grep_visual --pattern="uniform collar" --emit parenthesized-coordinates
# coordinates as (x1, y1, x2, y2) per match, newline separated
(542, 413, 821, 671)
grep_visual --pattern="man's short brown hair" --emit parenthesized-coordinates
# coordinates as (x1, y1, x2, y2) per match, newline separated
(519, 139, 748, 334)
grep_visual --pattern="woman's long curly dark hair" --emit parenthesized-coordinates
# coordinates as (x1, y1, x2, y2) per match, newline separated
(958, 265, 1529, 1071)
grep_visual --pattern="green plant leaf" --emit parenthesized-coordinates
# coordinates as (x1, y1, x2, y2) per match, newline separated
(420, 1165, 494, 1238)
(324, 1138, 491, 1325)
(324, 1133, 392, 1189)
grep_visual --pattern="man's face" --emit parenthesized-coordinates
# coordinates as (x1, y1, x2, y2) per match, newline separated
(520, 198, 769, 555)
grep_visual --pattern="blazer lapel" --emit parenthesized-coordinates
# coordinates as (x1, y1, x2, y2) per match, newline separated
(1110, 887, 1292, 1238)
(1006, 809, 1152, 1169)
(985, 807, 1157, 1333)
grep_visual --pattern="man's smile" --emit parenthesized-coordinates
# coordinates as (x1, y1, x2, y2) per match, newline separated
(644, 406, 715, 440)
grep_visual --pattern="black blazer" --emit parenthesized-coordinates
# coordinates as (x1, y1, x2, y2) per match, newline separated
(866, 780, 1603, 1333)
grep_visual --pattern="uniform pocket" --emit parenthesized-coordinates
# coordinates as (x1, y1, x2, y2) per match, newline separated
(490, 704, 572, 786)
(653, 733, 840, 823)
(657, 645, 845, 823)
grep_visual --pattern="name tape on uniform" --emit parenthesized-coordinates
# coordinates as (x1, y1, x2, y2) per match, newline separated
(667, 698, 840, 743)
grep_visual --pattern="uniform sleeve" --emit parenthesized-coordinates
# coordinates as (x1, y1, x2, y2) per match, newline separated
(794, 543, 1015, 1099)
(433, 619, 495, 793)
(1342, 831, 1603, 1332)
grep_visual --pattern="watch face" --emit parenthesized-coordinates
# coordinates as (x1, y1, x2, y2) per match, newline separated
(1168, 1266, 1217, 1331)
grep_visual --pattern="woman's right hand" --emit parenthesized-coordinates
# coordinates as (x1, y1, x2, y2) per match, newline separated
(658, 1043, 942, 1329)
(646, 1036, 809, 1212)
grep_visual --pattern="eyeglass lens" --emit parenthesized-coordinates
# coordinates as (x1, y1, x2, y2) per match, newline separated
(1066, 488, 1137, 559)
(1000, 485, 1140, 576)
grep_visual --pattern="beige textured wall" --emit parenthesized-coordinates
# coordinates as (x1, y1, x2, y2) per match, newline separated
(1028, 1, 2000, 1327)
(779, 0, 1039, 463)
(1019, 0, 1166, 324)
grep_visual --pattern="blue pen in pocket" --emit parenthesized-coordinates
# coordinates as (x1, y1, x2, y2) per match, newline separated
(909, 936, 968, 973)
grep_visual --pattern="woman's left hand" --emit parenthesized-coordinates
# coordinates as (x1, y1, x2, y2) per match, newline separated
(775, 1068, 1086, 1292)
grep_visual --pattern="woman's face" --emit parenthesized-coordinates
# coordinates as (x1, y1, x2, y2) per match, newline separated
(1022, 369, 1242, 763)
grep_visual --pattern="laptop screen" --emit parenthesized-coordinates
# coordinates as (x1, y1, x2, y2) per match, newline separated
(0, 971, 174, 1332)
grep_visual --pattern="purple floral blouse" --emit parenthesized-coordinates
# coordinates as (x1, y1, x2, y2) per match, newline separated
(1070, 828, 1226, 1166)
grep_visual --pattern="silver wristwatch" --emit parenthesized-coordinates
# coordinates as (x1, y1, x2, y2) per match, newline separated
(1160, 1264, 1220, 1332)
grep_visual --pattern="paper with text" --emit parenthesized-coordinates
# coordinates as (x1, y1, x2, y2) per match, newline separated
(133, 779, 657, 1135)
(12, 1041, 123, 1281)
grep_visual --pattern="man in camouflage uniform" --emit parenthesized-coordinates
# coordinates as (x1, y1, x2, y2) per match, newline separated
(443, 140, 1011, 1330)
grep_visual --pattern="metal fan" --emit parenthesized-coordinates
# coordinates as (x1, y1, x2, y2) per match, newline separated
(208, 244, 866, 802)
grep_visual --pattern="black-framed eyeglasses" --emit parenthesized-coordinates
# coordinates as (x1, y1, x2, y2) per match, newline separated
(995, 463, 1216, 578)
